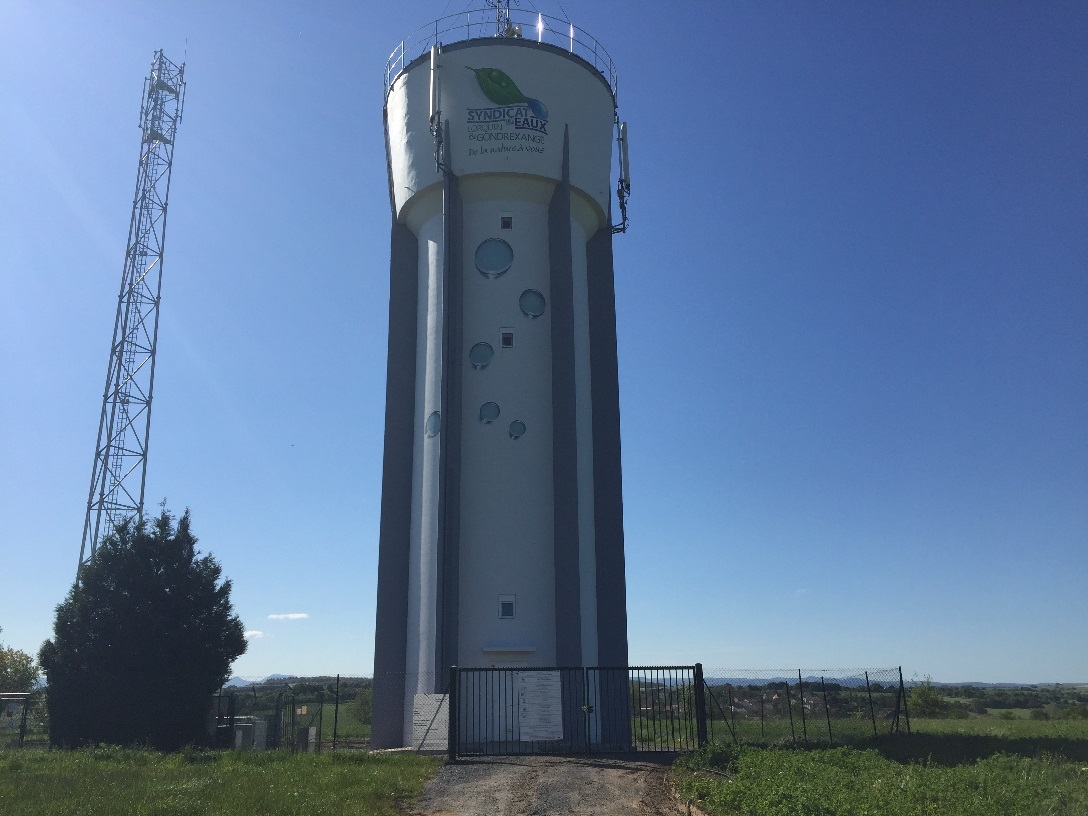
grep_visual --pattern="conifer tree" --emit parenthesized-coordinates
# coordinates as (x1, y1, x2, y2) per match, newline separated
(40, 509, 246, 749)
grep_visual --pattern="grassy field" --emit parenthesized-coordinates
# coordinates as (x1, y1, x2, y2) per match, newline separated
(0, 747, 439, 816)
(7, 692, 1086, 815)
(675, 743, 1088, 816)
(675, 716, 1088, 816)
(912, 715, 1088, 740)
(288, 696, 372, 745)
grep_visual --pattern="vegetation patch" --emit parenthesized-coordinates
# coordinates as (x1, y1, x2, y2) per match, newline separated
(0, 747, 439, 816)
(674, 740, 1088, 816)
(910, 679, 1088, 721)
(39, 509, 246, 750)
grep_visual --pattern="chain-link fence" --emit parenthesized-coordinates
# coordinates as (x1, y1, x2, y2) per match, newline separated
(1, 693, 48, 748)
(214, 675, 375, 751)
(702, 667, 908, 746)
(6, 666, 908, 752)
(208, 667, 911, 753)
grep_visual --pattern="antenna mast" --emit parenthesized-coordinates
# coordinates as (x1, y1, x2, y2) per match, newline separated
(78, 50, 186, 578)
(487, 0, 520, 36)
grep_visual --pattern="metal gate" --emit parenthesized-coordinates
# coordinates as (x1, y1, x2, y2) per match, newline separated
(448, 665, 704, 758)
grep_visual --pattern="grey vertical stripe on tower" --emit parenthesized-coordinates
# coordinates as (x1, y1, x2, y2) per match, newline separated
(371, 218, 420, 748)
(437, 122, 463, 681)
(586, 223, 629, 668)
(587, 217, 631, 748)
(550, 126, 583, 667)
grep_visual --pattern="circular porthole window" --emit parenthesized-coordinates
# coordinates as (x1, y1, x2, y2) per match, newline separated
(475, 238, 514, 278)
(425, 411, 442, 437)
(479, 402, 500, 423)
(519, 289, 546, 318)
(509, 419, 526, 439)
(469, 341, 494, 368)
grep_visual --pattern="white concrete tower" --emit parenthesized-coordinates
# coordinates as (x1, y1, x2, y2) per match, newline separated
(373, 7, 630, 749)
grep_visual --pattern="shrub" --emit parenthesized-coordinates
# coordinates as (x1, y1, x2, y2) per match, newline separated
(909, 677, 946, 718)
(39, 510, 246, 749)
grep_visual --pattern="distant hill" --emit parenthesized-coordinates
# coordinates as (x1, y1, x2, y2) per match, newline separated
(931, 680, 1088, 688)
(704, 675, 874, 688)
(223, 673, 295, 688)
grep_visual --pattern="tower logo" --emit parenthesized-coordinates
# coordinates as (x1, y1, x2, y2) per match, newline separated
(466, 67, 549, 147)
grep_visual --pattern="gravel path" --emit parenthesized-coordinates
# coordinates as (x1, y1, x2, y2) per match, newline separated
(408, 755, 686, 816)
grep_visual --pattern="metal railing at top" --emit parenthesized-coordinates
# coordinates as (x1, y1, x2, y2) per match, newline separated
(385, 7, 619, 101)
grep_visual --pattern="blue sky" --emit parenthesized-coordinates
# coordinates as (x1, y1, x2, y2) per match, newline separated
(1, 1, 1085, 683)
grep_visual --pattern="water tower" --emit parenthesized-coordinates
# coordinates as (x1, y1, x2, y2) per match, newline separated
(373, 3, 631, 749)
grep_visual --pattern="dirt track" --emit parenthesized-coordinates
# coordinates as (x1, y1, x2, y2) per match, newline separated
(408, 755, 686, 816)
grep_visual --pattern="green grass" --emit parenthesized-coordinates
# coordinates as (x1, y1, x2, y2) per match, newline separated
(701, 711, 1088, 750)
(320, 701, 372, 743)
(675, 743, 1088, 816)
(323, 716, 372, 743)
(0, 747, 439, 816)
(276, 701, 372, 744)
(680, 714, 1088, 814)
(912, 715, 1088, 740)
(705, 713, 888, 746)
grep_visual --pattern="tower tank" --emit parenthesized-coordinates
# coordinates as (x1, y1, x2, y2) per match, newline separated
(373, 6, 630, 749)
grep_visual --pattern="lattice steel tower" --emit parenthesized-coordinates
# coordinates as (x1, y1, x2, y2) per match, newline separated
(78, 50, 186, 577)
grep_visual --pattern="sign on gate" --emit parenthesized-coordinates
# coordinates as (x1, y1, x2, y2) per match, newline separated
(412, 693, 448, 750)
(517, 671, 564, 741)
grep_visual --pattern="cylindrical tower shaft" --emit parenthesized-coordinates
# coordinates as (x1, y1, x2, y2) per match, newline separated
(374, 12, 628, 749)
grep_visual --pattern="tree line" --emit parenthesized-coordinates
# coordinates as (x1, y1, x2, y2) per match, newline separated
(910, 677, 1088, 719)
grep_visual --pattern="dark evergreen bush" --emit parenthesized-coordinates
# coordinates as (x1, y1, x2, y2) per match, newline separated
(39, 509, 246, 749)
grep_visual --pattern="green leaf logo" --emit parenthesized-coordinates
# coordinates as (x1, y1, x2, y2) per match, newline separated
(468, 67, 528, 106)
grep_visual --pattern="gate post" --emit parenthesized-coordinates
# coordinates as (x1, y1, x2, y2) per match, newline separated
(447, 666, 458, 762)
(583, 667, 591, 756)
(693, 663, 708, 749)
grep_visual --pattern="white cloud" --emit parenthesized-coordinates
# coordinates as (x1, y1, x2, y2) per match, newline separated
(267, 613, 309, 620)
(243, 630, 264, 640)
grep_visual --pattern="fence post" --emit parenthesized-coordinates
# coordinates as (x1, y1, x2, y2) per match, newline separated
(732, 686, 739, 741)
(317, 690, 324, 752)
(898, 667, 911, 734)
(784, 681, 796, 744)
(693, 663, 707, 748)
(820, 676, 833, 746)
(447, 666, 458, 762)
(332, 674, 340, 749)
(797, 670, 808, 744)
(727, 684, 738, 744)
(18, 696, 31, 747)
(865, 672, 877, 737)
(760, 692, 765, 740)
(582, 667, 591, 756)
(289, 687, 297, 752)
